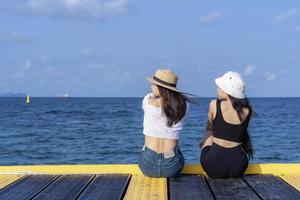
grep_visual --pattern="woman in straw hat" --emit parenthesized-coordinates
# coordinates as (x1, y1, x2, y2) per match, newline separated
(138, 69, 190, 177)
(200, 71, 254, 178)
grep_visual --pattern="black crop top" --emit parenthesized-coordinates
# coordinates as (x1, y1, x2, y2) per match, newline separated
(213, 100, 252, 143)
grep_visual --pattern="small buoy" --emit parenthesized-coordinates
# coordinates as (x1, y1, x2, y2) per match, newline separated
(26, 95, 30, 104)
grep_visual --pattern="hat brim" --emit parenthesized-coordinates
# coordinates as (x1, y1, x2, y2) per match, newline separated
(146, 77, 181, 93)
(215, 77, 222, 89)
(215, 77, 245, 99)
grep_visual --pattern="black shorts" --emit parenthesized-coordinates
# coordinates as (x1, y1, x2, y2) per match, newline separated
(200, 142, 249, 178)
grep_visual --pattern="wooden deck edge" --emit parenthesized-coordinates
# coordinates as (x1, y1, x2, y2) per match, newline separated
(0, 164, 299, 175)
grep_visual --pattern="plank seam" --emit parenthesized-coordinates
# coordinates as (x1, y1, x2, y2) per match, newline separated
(242, 177, 264, 200)
(74, 175, 97, 200)
(167, 177, 170, 200)
(120, 175, 132, 200)
(276, 175, 300, 194)
(0, 175, 27, 191)
(28, 175, 61, 200)
(203, 176, 216, 200)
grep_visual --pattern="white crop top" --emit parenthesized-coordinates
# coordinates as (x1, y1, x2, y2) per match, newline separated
(142, 93, 189, 140)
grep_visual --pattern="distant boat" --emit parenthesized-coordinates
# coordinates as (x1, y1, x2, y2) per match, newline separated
(26, 95, 30, 104)
(58, 94, 70, 98)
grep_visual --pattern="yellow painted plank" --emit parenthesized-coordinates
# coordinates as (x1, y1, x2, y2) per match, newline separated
(123, 175, 167, 200)
(245, 164, 300, 175)
(181, 164, 205, 174)
(0, 175, 24, 189)
(0, 164, 299, 175)
(279, 175, 300, 191)
(0, 165, 141, 175)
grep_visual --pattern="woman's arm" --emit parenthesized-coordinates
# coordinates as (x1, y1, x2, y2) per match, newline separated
(200, 100, 216, 149)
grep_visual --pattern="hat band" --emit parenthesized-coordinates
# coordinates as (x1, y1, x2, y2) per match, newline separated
(153, 76, 176, 87)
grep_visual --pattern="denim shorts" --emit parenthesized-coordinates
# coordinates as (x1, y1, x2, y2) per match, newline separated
(138, 146, 185, 178)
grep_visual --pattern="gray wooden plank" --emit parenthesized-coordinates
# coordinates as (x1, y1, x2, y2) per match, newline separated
(244, 174, 300, 200)
(169, 175, 214, 200)
(32, 175, 93, 200)
(0, 175, 57, 200)
(207, 177, 260, 200)
(77, 174, 130, 200)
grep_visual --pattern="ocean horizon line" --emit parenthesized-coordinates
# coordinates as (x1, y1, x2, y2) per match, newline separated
(0, 96, 299, 98)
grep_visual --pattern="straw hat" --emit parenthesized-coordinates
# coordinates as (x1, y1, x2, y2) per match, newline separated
(146, 69, 180, 92)
(215, 71, 246, 99)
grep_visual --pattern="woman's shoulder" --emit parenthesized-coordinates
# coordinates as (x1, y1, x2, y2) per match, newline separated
(142, 93, 152, 108)
(209, 99, 218, 110)
(243, 106, 252, 120)
(143, 93, 152, 101)
(142, 93, 161, 108)
(145, 92, 153, 98)
(148, 97, 161, 107)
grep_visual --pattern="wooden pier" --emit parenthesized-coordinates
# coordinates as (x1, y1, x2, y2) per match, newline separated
(0, 164, 299, 199)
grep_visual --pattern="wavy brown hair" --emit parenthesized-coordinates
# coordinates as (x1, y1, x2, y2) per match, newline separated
(157, 85, 189, 127)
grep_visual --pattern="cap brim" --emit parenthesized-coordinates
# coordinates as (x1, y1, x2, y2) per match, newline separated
(146, 77, 181, 93)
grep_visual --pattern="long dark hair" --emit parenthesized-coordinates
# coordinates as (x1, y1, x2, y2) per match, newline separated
(157, 85, 189, 127)
(229, 95, 254, 159)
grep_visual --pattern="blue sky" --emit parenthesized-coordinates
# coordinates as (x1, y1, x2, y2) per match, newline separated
(0, 0, 299, 97)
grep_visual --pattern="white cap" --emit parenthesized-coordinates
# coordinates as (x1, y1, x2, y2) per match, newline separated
(215, 71, 246, 99)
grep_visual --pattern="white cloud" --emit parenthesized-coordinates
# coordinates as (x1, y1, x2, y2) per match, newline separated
(0, 82, 7, 87)
(83, 48, 91, 56)
(45, 67, 54, 72)
(41, 55, 50, 61)
(265, 71, 277, 81)
(279, 70, 287, 75)
(12, 72, 25, 78)
(25, 0, 129, 19)
(72, 77, 79, 83)
(295, 26, 300, 32)
(0, 32, 30, 44)
(11, 32, 26, 41)
(38, 79, 46, 85)
(273, 8, 299, 23)
(44, 67, 64, 76)
(53, 70, 65, 76)
(200, 11, 220, 23)
(86, 63, 131, 84)
(124, 72, 131, 79)
(87, 63, 106, 69)
(22, 59, 32, 70)
(264, 70, 286, 81)
(244, 65, 255, 76)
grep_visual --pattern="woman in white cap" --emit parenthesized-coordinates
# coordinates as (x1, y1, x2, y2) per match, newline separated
(200, 71, 253, 178)
(138, 69, 189, 177)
